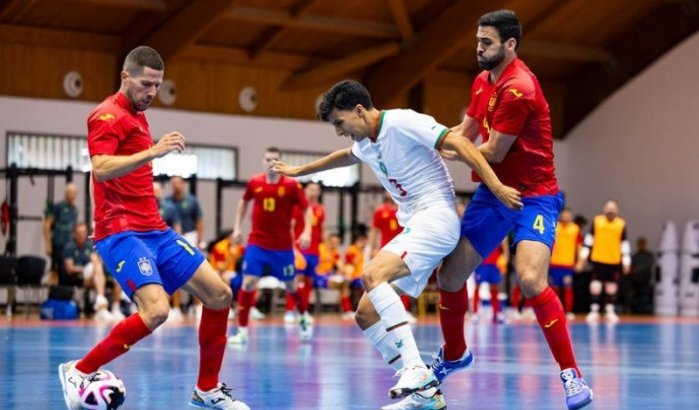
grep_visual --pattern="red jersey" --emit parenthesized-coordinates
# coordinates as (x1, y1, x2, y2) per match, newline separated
(292, 203, 324, 256)
(87, 92, 166, 240)
(466, 58, 558, 197)
(245, 173, 308, 250)
(482, 245, 502, 266)
(372, 203, 403, 247)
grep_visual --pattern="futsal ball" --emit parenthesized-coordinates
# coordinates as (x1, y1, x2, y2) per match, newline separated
(78, 369, 126, 410)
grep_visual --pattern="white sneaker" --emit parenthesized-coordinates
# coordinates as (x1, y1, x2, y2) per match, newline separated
(191, 304, 203, 321)
(228, 308, 236, 320)
(405, 311, 418, 325)
(605, 305, 620, 323)
(566, 312, 576, 321)
(341, 311, 355, 321)
(227, 328, 249, 345)
(250, 307, 265, 321)
(470, 313, 479, 323)
(93, 308, 114, 322)
(283, 310, 297, 324)
(111, 305, 126, 321)
(189, 382, 250, 410)
(169, 308, 184, 323)
(298, 313, 313, 341)
(93, 294, 109, 312)
(381, 388, 446, 410)
(389, 365, 439, 399)
(58, 360, 89, 410)
(586, 311, 600, 323)
(522, 307, 537, 321)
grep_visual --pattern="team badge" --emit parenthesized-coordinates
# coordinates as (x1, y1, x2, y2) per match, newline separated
(255, 187, 263, 193)
(488, 93, 497, 112)
(138, 257, 153, 276)
(278, 186, 285, 197)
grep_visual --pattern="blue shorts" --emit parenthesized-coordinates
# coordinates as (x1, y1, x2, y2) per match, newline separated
(95, 229, 205, 299)
(549, 267, 574, 287)
(229, 273, 243, 295)
(314, 275, 329, 289)
(298, 253, 319, 277)
(475, 264, 501, 284)
(242, 244, 296, 282)
(461, 185, 563, 258)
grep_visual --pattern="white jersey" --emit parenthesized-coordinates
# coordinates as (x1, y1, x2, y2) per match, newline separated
(351, 109, 455, 225)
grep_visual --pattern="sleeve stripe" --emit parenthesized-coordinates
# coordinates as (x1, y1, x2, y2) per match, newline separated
(434, 128, 449, 150)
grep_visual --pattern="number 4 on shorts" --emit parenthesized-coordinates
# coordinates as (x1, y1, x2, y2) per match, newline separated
(532, 214, 545, 234)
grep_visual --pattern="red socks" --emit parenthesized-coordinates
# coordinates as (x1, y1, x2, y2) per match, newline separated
(529, 286, 580, 375)
(564, 287, 574, 313)
(341, 295, 352, 313)
(472, 287, 480, 313)
(290, 290, 309, 314)
(286, 293, 296, 311)
(303, 276, 314, 307)
(197, 307, 229, 391)
(490, 286, 500, 316)
(237, 289, 256, 327)
(76, 313, 151, 374)
(439, 284, 469, 361)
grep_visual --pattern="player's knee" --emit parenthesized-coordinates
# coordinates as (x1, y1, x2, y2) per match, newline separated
(517, 267, 546, 296)
(141, 303, 170, 328)
(207, 285, 233, 309)
(354, 305, 377, 330)
(589, 280, 603, 295)
(605, 282, 618, 295)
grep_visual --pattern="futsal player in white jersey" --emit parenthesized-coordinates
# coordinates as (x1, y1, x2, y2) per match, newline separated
(272, 80, 522, 410)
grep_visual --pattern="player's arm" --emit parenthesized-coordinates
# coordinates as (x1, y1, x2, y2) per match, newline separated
(440, 115, 480, 161)
(366, 226, 380, 259)
(43, 214, 54, 257)
(479, 129, 517, 163)
(576, 226, 595, 272)
(440, 132, 523, 210)
(63, 257, 81, 276)
(271, 148, 359, 177)
(91, 131, 185, 182)
(621, 227, 631, 274)
(232, 198, 250, 244)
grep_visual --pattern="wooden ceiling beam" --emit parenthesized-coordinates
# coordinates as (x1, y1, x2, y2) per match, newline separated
(386, 0, 414, 41)
(178, 45, 326, 71)
(137, 0, 237, 61)
(520, 41, 615, 64)
(250, 0, 321, 59)
(0, 23, 119, 51)
(224, 5, 398, 39)
(65, 0, 167, 11)
(280, 43, 401, 91)
(0, 0, 39, 22)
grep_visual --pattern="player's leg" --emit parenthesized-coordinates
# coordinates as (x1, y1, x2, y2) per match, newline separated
(587, 264, 603, 323)
(85, 261, 112, 321)
(228, 245, 265, 344)
(562, 271, 575, 320)
(603, 278, 620, 323)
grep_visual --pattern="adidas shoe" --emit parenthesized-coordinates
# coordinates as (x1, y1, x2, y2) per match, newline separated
(381, 387, 446, 409)
(430, 346, 474, 383)
(283, 310, 297, 324)
(190, 383, 250, 410)
(227, 328, 249, 345)
(298, 312, 313, 341)
(560, 368, 593, 410)
(389, 365, 439, 399)
(58, 360, 89, 410)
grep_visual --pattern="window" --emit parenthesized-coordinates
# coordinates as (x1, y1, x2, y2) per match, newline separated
(6, 132, 238, 180)
(281, 150, 360, 187)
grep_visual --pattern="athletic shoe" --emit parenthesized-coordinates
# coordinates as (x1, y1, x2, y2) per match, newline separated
(298, 312, 313, 341)
(430, 346, 474, 383)
(93, 308, 114, 322)
(389, 364, 439, 399)
(381, 388, 446, 409)
(560, 368, 593, 410)
(190, 382, 250, 410)
(605, 304, 619, 323)
(585, 311, 600, 323)
(250, 307, 265, 320)
(566, 312, 575, 321)
(111, 305, 126, 321)
(58, 360, 88, 410)
(227, 328, 249, 345)
(93, 294, 109, 312)
(283, 310, 297, 324)
(169, 308, 184, 323)
(341, 311, 356, 321)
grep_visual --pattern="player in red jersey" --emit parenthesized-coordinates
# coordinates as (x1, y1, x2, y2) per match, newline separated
(57, 46, 248, 410)
(433, 10, 592, 410)
(227, 147, 314, 345)
(367, 192, 417, 324)
(285, 182, 325, 323)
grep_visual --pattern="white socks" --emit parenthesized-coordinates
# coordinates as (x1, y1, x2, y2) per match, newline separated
(367, 283, 422, 368)
(363, 321, 402, 370)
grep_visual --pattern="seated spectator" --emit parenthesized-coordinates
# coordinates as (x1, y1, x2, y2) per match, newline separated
(61, 222, 112, 321)
(621, 237, 655, 313)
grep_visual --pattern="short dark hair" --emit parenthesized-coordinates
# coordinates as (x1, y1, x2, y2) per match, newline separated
(318, 80, 374, 122)
(478, 10, 522, 50)
(123, 46, 164, 76)
(266, 146, 281, 155)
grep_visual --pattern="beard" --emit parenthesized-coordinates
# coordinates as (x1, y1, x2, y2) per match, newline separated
(477, 46, 506, 71)
(126, 89, 152, 112)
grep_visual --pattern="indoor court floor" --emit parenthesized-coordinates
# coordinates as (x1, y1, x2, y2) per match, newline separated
(1, 315, 698, 409)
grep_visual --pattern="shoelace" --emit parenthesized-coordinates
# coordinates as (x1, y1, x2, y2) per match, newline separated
(563, 378, 584, 396)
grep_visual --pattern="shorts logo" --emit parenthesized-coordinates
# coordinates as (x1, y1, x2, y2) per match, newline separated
(138, 257, 153, 276)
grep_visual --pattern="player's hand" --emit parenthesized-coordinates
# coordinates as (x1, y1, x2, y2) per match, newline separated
(231, 230, 243, 244)
(270, 160, 301, 177)
(298, 231, 311, 249)
(439, 149, 460, 161)
(493, 184, 523, 210)
(574, 260, 585, 273)
(151, 131, 186, 158)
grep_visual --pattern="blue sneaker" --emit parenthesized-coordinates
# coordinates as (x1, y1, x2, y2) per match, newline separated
(560, 368, 593, 410)
(429, 346, 474, 383)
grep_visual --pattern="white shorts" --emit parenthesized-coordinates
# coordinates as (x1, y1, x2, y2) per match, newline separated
(383, 202, 460, 298)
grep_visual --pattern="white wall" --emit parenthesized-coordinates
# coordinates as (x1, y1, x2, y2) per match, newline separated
(0, 96, 478, 256)
(555, 31, 699, 248)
